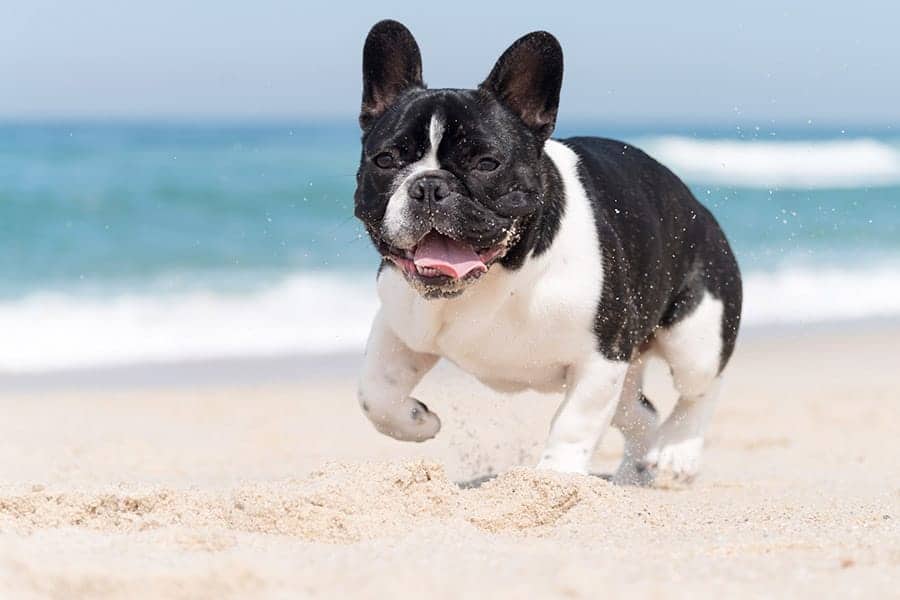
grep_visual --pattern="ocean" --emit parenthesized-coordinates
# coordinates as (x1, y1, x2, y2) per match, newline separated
(2, 121, 898, 372)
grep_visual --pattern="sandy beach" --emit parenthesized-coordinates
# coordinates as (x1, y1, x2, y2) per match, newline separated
(1, 324, 898, 599)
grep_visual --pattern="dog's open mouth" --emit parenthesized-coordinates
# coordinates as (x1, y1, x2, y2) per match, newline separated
(383, 230, 507, 283)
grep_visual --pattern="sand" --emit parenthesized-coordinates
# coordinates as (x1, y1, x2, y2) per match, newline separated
(1, 325, 898, 598)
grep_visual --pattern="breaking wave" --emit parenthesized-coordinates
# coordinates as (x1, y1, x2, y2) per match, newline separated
(639, 136, 900, 188)
(2, 264, 899, 373)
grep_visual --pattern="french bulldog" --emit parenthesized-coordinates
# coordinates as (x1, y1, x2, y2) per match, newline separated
(353, 20, 742, 483)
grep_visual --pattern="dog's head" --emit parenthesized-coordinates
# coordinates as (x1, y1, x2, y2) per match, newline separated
(354, 20, 563, 297)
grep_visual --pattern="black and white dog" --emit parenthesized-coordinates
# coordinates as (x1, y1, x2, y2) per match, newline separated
(354, 20, 741, 483)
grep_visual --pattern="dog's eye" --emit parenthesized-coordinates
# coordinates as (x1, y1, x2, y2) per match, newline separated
(475, 157, 500, 172)
(373, 152, 396, 169)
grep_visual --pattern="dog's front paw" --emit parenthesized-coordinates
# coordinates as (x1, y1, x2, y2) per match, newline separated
(367, 397, 441, 443)
(644, 436, 703, 484)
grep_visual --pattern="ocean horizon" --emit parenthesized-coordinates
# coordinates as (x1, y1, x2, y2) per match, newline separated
(2, 119, 899, 372)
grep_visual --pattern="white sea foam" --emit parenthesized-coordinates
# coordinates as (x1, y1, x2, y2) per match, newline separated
(0, 273, 378, 373)
(742, 264, 900, 325)
(1, 265, 899, 373)
(639, 136, 900, 188)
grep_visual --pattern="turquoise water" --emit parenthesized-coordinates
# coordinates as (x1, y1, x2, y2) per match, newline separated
(0, 122, 366, 296)
(2, 121, 898, 295)
(1, 121, 899, 370)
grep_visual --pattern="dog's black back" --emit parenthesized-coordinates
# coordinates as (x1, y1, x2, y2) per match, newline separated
(560, 137, 742, 365)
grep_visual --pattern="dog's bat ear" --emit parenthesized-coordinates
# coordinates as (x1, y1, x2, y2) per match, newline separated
(480, 31, 563, 140)
(360, 20, 424, 130)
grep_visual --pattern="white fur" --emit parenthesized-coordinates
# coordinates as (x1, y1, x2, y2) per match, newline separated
(645, 292, 725, 481)
(382, 114, 444, 242)
(537, 355, 629, 473)
(358, 312, 440, 442)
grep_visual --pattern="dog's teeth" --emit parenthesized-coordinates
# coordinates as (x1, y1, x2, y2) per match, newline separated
(415, 265, 441, 277)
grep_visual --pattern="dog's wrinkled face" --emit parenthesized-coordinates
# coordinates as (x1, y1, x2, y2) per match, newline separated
(354, 20, 563, 297)
(356, 91, 541, 296)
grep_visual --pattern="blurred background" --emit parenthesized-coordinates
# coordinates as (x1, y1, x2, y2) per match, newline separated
(2, 0, 898, 374)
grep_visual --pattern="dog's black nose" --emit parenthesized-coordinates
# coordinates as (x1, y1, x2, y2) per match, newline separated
(408, 176, 451, 202)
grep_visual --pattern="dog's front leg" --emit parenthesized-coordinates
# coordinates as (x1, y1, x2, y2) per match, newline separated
(358, 311, 440, 442)
(538, 355, 629, 474)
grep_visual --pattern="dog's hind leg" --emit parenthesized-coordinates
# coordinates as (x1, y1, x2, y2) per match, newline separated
(611, 358, 658, 485)
(645, 292, 727, 483)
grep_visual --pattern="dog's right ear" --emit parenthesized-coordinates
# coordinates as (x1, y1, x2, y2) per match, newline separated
(360, 20, 424, 130)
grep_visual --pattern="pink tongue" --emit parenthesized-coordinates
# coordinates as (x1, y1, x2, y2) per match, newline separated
(413, 232, 487, 279)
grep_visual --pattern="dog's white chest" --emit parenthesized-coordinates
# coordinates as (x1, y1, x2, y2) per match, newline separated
(378, 268, 584, 391)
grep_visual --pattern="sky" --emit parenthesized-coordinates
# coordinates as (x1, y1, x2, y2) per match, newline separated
(2, 0, 899, 124)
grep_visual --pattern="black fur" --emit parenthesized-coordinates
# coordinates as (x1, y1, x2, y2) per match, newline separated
(562, 137, 742, 368)
(354, 21, 742, 371)
(480, 30, 563, 139)
(355, 88, 564, 261)
(355, 23, 568, 280)
(360, 20, 425, 129)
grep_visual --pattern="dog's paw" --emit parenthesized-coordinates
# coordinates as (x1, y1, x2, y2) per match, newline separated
(611, 459, 655, 487)
(644, 436, 703, 484)
(536, 443, 591, 474)
(369, 397, 441, 442)
(406, 398, 441, 441)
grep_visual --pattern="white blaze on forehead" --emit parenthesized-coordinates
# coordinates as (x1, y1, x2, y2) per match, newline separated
(382, 113, 445, 243)
(425, 114, 444, 167)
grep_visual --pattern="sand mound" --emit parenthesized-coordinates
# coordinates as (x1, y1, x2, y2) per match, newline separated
(228, 460, 459, 541)
(0, 461, 636, 545)
(0, 461, 462, 543)
(463, 468, 624, 533)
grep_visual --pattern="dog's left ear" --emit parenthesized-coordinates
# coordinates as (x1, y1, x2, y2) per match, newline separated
(360, 20, 424, 129)
(480, 31, 563, 140)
